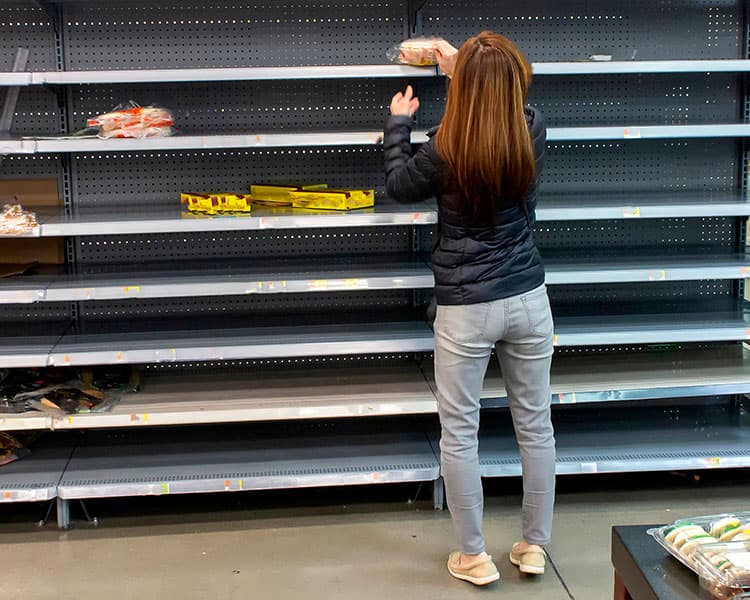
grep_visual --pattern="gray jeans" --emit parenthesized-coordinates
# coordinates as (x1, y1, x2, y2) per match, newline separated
(434, 284, 556, 554)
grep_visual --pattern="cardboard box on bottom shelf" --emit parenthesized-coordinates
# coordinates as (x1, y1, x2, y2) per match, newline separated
(0, 178, 64, 278)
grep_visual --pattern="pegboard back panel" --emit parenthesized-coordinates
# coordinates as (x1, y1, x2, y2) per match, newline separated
(422, 0, 742, 60)
(535, 218, 741, 250)
(62, 2, 406, 70)
(69, 78, 406, 133)
(0, 303, 70, 322)
(78, 289, 413, 322)
(0, 3, 56, 71)
(416, 75, 741, 129)
(0, 154, 61, 180)
(143, 352, 422, 375)
(75, 226, 412, 263)
(8, 88, 61, 136)
(548, 280, 736, 312)
(72, 147, 387, 208)
(70, 140, 739, 210)
(69, 73, 741, 134)
(542, 140, 738, 193)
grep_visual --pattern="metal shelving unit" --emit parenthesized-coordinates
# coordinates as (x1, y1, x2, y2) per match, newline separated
(2, 124, 750, 156)
(0, 440, 72, 503)
(4, 59, 750, 88)
(2, 254, 748, 304)
(37, 202, 438, 236)
(2, 0, 750, 521)
(48, 347, 750, 430)
(1, 191, 743, 240)
(47, 322, 435, 367)
(473, 401, 750, 477)
(54, 425, 442, 527)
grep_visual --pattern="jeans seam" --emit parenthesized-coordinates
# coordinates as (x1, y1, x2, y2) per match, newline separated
(479, 302, 491, 339)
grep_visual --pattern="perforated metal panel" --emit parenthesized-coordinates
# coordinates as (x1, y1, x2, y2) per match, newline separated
(62, 2, 407, 69)
(0, 154, 60, 179)
(75, 226, 411, 262)
(0, 302, 71, 321)
(535, 218, 741, 249)
(548, 280, 735, 311)
(143, 352, 422, 374)
(69, 79, 410, 132)
(9, 88, 60, 136)
(0, 3, 56, 71)
(422, 0, 742, 60)
(416, 75, 741, 128)
(71, 147, 387, 208)
(77, 290, 412, 321)
(542, 140, 739, 193)
(3, 0, 747, 371)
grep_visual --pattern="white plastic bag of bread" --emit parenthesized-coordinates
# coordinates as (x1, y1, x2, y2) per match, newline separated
(648, 513, 750, 597)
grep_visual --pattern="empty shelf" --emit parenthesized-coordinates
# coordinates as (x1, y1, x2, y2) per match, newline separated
(0, 322, 69, 368)
(553, 311, 749, 346)
(38, 202, 437, 237)
(0, 275, 50, 303)
(5, 60, 750, 88)
(475, 401, 750, 476)
(445, 346, 750, 407)
(48, 321, 435, 367)
(532, 59, 750, 75)
(535, 191, 750, 220)
(42, 258, 434, 301)
(0, 441, 72, 503)
(33, 131, 396, 153)
(31, 192, 749, 238)
(546, 124, 750, 141)
(3, 253, 746, 305)
(34, 64, 436, 84)
(3, 124, 749, 157)
(543, 254, 750, 284)
(51, 364, 436, 429)
(58, 427, 439, 499)
(0, 73, 32, 86)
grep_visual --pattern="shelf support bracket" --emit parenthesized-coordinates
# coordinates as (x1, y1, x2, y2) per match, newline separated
(0, 48, 29, 136)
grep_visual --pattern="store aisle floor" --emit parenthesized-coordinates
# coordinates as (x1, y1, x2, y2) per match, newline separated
(0, 472, 747, 600)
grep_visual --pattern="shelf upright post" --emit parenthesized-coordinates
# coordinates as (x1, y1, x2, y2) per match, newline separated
(40, 1, 80, 324)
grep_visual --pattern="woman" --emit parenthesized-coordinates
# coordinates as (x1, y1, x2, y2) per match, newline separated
(384, 32, 556, 586)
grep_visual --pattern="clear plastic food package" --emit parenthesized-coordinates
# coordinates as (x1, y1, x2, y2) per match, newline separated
(648, 513, 750, 598)
(88, 101, 174, 139)
(0, 203, 38, 236)
(694, 540, 750, 599)
(387, 37, 445, 66)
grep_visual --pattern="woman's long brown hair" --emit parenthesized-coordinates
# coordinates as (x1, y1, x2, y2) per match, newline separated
(435, 31, 535, 221)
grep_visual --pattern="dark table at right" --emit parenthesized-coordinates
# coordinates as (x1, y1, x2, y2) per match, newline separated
(611, 525, 702, 599)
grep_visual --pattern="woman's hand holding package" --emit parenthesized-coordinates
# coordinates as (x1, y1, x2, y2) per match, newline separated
(434, 40, 459, 78)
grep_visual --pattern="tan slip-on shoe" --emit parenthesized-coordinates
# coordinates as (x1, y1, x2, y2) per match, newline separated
(509, 542, 546, 575)
(446, 551, 500, 586)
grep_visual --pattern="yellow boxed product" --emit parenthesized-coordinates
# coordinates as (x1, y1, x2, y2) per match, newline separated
(181, 193, 252, 214)
(250, 183, 328, 206)
(290, 188, 375, 211)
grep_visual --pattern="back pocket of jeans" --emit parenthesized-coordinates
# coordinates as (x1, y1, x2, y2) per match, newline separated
(521, 287, 553, 336)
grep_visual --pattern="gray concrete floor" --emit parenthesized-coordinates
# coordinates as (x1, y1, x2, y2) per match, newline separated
(0, 473, 747, 600)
